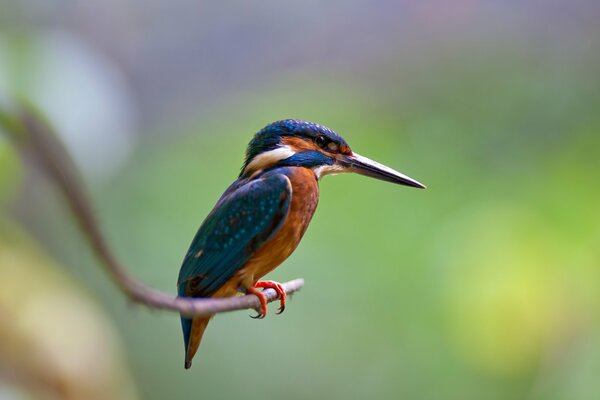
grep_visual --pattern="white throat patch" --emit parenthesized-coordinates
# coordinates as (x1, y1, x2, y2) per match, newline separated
(313, 163, 347, 179)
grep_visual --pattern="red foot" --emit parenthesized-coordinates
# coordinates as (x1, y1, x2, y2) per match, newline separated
(247, 280, 287, 319)
(255, 280, 287, 314)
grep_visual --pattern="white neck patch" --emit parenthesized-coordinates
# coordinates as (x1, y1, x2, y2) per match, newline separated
(244, 145, 296, 175)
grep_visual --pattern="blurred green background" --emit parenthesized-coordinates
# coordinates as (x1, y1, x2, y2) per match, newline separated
(1, 1, 600, 399)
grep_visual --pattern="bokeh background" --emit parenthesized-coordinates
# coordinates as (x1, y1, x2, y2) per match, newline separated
(1, 1, 599, 399)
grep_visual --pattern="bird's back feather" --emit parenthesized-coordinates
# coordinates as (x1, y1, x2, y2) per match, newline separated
(177, 172, 292, 361)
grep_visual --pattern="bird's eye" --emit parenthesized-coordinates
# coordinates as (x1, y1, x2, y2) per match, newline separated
(315, 135, 328, 148)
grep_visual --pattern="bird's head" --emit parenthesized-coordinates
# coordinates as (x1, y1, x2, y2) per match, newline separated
(240, 119, 426, 189)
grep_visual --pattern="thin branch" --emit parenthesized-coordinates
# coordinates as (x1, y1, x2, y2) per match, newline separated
(0, 103, 304, 317)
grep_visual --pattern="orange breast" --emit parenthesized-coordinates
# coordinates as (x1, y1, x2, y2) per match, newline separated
(236, 167, 319, 288)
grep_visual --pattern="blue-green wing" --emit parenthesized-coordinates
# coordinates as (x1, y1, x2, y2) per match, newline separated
(177, 173, 292, 298)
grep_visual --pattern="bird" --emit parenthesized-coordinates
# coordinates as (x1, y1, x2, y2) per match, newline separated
(177, 119, 425, 369)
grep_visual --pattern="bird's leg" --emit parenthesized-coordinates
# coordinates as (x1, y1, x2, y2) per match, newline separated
(254, 280, 287, 314)
(246, 280, 287, 319)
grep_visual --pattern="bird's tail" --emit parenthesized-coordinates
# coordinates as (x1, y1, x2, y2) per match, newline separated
(181, 315, 211, 369)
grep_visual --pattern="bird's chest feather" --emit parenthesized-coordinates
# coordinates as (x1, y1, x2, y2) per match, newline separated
(238, 168, 319, 285)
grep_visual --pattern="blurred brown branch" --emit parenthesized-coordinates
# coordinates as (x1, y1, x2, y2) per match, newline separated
(0, 103, 303, 317)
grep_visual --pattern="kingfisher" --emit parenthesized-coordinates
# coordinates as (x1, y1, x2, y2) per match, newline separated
(177, 119, 425, 369)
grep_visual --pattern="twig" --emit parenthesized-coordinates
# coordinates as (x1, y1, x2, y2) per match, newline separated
(0, 103, 304, 317)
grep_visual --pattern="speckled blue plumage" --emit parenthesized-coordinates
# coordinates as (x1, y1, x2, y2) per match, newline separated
(177, 170, 292, 353)
(177, 172, 291, 297)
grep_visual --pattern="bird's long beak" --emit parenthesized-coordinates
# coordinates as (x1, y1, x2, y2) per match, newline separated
(338, 153, 426, 189)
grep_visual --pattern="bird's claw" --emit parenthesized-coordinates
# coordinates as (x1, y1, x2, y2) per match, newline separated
(247, 280, 287, 319)
(250, 311, 265, 319)
(246, 285, 268, 319)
